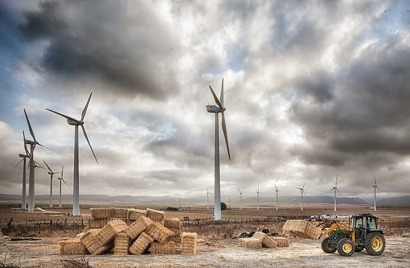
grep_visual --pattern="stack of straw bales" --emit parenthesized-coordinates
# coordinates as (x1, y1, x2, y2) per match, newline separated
(181, 232, 197, 255)
(239, 237, 262, 249)
(60, 207, 195, 256)
(282, 220, 322, 239)
(238, 231, 288, 250)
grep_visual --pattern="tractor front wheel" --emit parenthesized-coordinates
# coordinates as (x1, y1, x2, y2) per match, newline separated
(321, 237, 336, 253)
(365, 232, 386, 256)
(337, 238, 355, 256)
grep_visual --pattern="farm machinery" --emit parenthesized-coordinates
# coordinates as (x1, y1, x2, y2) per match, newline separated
(320, 214, 385, 256)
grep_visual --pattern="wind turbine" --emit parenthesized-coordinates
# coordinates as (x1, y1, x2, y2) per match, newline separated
(23, 109, 47, 212)
(57, 166, 68, 208)
(43, 161, 60, 208)
(256, 184, 261, 210)
(46, 93, 99, 216)
(206, 79, 231, 221)
(372, 174, 381, 211)
(206, 188, 212, 210)
(237, 187, 243, 210)
(13, 132, 30, 209)
(298, 182, 306, 211)
(331, 177, 341, 212)
(274, 184, 279, 211)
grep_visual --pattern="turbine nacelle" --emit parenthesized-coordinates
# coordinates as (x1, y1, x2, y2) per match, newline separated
(206, 105, 225, 113)
(67, 118, 83, 126)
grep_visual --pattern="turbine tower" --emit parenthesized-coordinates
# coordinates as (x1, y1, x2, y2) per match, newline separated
(46, 93, 98, 216)
(331, 177, 341, 212)
(298, 182, 306, 211)
(23, 109, 47, 212)
(256, 184, 261, 210)
(43, 160, 60, 208)
(13, 132, 30, 209)
(274, 184, 279, 211)
(372, 174, 381, 211)
(206, 79, 231, 221)
(57, 166, 68, 208)
(237, 187, 243, 210)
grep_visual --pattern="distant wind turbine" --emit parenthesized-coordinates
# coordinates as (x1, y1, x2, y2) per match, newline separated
(298, 182, 306, 211)
(13, 132, 30, 209)
(46, 93, 99, 216)
(206, 188, 213, 210)
(23, 109, 48, 212)
(275, 184, 279, 211)
(237, 187, 243, 210)
(206, 79, 231, 220)
(373, 174, 381, 211)
(256, 184, 261, 210)
(57, 166, 68, 208)
(331, 177, 341, 212)
(43, 161, 60, 208)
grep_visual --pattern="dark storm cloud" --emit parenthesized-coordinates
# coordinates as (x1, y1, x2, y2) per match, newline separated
(288, 34, 410, 169)
(18, 0, 180, 100)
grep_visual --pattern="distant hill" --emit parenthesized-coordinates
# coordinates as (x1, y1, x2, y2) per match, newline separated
(379, 196, 410, 205)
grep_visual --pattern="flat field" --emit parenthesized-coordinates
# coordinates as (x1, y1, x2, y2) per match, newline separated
(1, 203, 409, 268)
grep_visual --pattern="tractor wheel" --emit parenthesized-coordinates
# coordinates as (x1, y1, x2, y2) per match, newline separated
(365, 232, 386, 256)
(337, 238, 355, 256)
(321, 237, 336, 253)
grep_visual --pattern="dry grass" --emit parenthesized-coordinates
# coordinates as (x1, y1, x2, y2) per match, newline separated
(61, 257, 94, 268)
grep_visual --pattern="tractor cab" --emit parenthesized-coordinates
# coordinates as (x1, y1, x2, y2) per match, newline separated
(350, 214, 382, 243)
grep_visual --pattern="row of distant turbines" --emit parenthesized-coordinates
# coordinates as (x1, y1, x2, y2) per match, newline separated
(16, 93, 98, 216)
(205, 177, 382, 212)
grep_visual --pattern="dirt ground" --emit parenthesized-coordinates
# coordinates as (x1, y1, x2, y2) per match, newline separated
(1, 203, 409, 268)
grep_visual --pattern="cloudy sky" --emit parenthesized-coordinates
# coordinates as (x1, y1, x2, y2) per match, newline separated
(1, 0, 409, 203)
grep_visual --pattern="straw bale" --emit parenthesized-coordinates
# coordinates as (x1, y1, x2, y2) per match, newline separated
(164, 218, 181, 229)
(124, 216, 153, 240)
(282, 220, 321, 239)
(145, 222, 175, 243)
(181, 232, 197, 255)
(114, 232, 130, 255)
(92, 244, 112, 255)
(239, 238, 262, 249)
(96, 219, 128, 245)
(127, 209, 146, 221)
(87, 218, 108, 229)
(90, 208, 112, 220)
(252, 231, 267, 240)
(146, 208, 165, 223)
(129, 232, 154, 255)
(148, 241, 176, 254)
(59, 239, 87, 255)
(270, 237, 289, 247)
(80, 229, 103, 254)
(112, 208, 128, 219)
(262, 236, 277, 248)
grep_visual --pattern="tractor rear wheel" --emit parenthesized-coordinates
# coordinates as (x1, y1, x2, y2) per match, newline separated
(321, 237, 336, 253)
(365, 232, 385, 256)
(337, 238, 354, 256)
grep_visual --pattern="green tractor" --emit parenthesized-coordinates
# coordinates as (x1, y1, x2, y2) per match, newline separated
(320, 214, 385, 256)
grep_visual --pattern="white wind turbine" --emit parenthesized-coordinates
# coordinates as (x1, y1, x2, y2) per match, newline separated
(46, 93, 99, 216)
(206, 79, 231, 221)
(274, 184, 279, 211)
(372, 174, 381, 211)
(43, 161, 60, 208)
(331, 177, 341, 212)
(206, 188, 213, 210)
(237, 187, 243, 210)
(256, 184, 261, 210)
(13, 132, 30, 209)
(57, 166, 68, 208)
(298, 182, 306, 211)
(23, 109, 48, 212)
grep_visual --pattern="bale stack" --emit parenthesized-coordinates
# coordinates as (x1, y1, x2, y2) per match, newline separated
(96, 219, 128, 246)
(282, 220, 321, 239)
(239, 237, 262, 249)
(59, 238, 87, 255)
(127, 208, 146, 221)
(124, 216, 153, 240)
(181, 232, 197, 255)
(149, 241, 176, 254)
(164, 218, 182, 244)
(114, 232, 130, 255)
(129, 232, 155, 255)
(145, 222, 175, 243)
(270, 237, 290, 247)
(146, 208, 165, 224)
(80, 229, 112, 255)
(250, 232, 277, 249)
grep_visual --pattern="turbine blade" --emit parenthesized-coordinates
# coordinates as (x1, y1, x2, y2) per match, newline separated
(221, 112, 231, 160)
(374, 174, 377, 185)
(275, 184, 278, 190)
(61, 166, 64, 177)
(62, 178, 69, 187)
(81, 125, 99, 164)
(46, 108, 79, 123)
(376, 186, 381, 190)
(43, 160, 53, 173)
(335, 177, 338, 187)
(303, 182, 306, 189)
(81, 93, 92, 121)
(220, 78, 224, 107)
(337, 188, 341, 194)
(209, 85, 223, 109)
(13, 159, 24, 169)
(36, 142, 52, 151)
(24, 109, 36, 142)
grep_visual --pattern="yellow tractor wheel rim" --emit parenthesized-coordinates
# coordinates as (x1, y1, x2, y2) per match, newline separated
(343, 242, 352, 253)
(372, 236, 383, 252)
